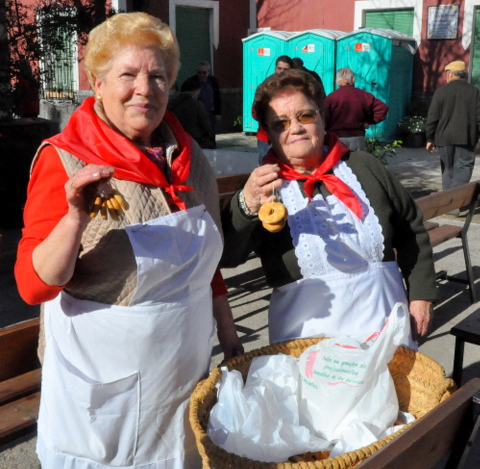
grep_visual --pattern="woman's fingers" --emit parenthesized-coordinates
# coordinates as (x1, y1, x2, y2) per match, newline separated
(67, 165, 115, 196)
(243, 164, 282, 211)
(409, 300, 433, 341)
(65, 165, 115, 215)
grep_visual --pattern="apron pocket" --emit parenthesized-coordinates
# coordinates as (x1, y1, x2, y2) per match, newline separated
(45, 337, 140, 466)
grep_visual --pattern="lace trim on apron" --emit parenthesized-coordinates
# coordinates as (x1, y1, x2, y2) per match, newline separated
(280, 161, 384, 278)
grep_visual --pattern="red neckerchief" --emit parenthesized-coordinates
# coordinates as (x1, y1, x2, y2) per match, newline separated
(46, 97, 193, 210)
(262, 133, 362, 218)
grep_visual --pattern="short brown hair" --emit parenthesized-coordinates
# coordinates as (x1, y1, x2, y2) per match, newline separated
(84, 12, 180, 90)
(252, 69, 324, 128)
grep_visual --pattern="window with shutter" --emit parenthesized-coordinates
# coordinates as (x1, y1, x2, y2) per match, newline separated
(365, 10, 414, 37)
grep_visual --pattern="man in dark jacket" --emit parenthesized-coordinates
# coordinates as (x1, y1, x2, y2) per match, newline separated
(181, 61, 221, 146)
(168, 81, 215, 149)
(324, 67, 388, 151)
(426, 60, 480, 190)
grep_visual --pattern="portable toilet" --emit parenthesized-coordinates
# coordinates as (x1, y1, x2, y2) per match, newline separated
(287, 30, 346, 96)
(242, 31, 295, 132)
(335, 28, 416, 141)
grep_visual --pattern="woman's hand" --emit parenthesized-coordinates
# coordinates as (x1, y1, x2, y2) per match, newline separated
(409, 300, 434, 341)
(32, 164, 114, 287)
(66, 165, 115, 223)
(242, 164, 283, 214)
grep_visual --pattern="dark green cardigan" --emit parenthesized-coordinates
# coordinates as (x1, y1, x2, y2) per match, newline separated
(220, 151, 438, 303)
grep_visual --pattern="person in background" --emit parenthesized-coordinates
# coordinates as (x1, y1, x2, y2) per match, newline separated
(256, 55, 295, 164)
(324, 67, 388, 151)
(168, 80, 215, 149)
(181, 60, 221, 147)
(15, 12, 242, 469)
(292, 57, 325, 95)
(221, 69, 436, 348)
(426, 60, 480, 194)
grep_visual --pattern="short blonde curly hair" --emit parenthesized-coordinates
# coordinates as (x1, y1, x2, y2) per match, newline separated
(84, 12, 180, 89)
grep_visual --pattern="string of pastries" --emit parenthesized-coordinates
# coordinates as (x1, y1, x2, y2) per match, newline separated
(258, 201, 288, 232)
(89, 188, 129, 221)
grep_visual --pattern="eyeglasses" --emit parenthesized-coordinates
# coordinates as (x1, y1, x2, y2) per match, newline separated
(268, 110, 319, 132)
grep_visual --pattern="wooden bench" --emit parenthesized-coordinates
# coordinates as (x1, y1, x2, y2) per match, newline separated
(415, 181, 480, 304)
(357, 377, 480, 468)
(0, 318, 41, 445)
(216, 172, 251, 209)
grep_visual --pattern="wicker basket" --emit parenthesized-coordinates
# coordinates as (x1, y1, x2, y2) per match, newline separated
(190, 338, 456, 469)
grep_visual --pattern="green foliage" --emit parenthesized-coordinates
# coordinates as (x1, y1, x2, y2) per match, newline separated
(1, 0, 115, 120)
(233, 115, 242, 130)
(398, 116, 427, 135)
(365, 135, 402, 166)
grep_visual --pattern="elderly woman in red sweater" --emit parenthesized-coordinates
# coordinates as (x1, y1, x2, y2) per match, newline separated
(15, 12, 242, 469)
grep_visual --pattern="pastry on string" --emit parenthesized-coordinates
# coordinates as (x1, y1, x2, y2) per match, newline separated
(258, 183, 288, 233)
(89, 182, 129, 221)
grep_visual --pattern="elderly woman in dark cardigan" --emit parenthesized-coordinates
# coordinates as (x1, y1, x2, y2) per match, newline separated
(221, 68, 437, 347)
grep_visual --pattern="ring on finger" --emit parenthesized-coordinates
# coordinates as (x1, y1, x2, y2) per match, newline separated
(71, 182, 76, 190)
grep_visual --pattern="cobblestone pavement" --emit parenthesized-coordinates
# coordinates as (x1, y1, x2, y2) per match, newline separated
(1, 133, 480, 467)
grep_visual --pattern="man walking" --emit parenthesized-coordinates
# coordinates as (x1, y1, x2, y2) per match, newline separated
(324, 67, 388, 151)
(426, 60, 480, 190)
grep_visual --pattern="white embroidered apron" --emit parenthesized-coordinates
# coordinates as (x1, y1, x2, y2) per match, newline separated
(269, 162, 412, 347)
(37, 205, 221, 469)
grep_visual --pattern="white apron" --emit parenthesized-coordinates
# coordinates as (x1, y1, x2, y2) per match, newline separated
(269, 163, 412, 347)
(37, 205, 222, 469)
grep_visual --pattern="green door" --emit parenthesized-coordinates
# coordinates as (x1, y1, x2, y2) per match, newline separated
(471, 8, 480, 88)
(175, 7, 211, 90)
(365, 10, 414, 37)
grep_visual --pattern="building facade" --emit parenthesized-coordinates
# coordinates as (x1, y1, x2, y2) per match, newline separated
(3, 1, 479, 130)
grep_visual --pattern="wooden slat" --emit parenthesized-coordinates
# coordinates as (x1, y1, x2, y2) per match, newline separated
(216, 173, 250, 195)
(415, 181, 479, 220)
(0, 391, 40, 445)
(357, 378, 480, 468)
(428, 224, 462, 247)
(217, 173, 251, 207)
(423, 220, 439, 231)
(0, 318, 40, 382)
(0, 369, 41, 406)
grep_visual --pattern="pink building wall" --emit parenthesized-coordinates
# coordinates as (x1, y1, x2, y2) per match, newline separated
(257, 0, 353, 33)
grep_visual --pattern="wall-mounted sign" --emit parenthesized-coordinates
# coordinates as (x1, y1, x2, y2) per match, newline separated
(258, 48, 271, 56)
(427, 4, 460, 40)
(355, 43, 370, 52)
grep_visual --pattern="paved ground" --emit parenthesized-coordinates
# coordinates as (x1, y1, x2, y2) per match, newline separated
(1, 133, 480, 467)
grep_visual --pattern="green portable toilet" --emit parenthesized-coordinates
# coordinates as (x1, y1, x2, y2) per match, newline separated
(335, 28, 416, 141)
(288, 29, 346, 96)
(242, 31, 295, 132)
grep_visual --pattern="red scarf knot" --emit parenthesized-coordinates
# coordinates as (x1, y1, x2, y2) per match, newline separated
(46, 97, 193, 211)
(263, 133, 362, 218)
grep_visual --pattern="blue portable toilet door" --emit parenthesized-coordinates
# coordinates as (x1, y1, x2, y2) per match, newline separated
(337, 35, 390, 141)
(242, 33, 291, 132)
(289, 36, 332, 87)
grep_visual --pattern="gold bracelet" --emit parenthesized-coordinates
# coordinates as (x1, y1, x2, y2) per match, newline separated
(238, 190, 257, 217)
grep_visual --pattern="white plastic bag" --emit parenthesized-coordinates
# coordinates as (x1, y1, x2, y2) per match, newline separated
(208, 354, 330, 462)
(297, 302, 411, 442)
